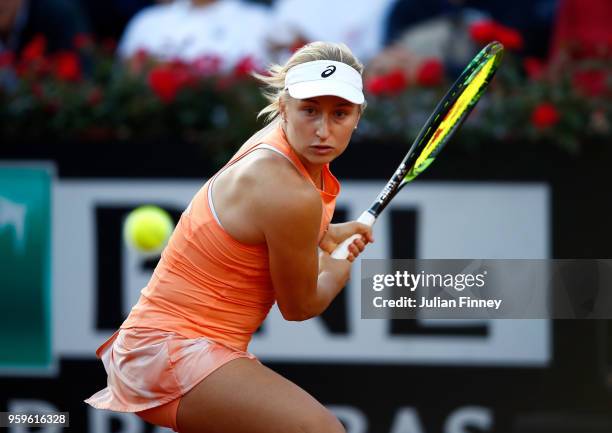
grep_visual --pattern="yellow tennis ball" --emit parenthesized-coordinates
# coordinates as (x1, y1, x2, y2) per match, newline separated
(123, 206, 174, 254)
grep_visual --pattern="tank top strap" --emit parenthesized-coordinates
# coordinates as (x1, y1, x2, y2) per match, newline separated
(206, 143, 297, 231)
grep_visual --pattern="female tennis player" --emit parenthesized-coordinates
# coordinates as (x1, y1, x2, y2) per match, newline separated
(85, 41, 372, 433)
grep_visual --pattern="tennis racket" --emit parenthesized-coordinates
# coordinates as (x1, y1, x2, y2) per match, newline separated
(332, 41, 504, 259)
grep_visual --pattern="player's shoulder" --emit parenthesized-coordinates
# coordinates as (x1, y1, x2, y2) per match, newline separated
(240, 146, 320, 213)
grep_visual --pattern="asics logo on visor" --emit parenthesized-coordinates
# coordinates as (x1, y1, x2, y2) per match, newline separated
(321, 65, 336, 78)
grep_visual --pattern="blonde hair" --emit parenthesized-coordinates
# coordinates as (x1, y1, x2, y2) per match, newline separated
(254, 41, 366, 123)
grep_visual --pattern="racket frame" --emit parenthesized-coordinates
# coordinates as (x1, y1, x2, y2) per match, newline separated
(368, 41, 504, 219)
(331, 42, 504, 259)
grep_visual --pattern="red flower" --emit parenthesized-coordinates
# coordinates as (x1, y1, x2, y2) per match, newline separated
(572, 69, 607, 97)
(416, 58, 444, 87)
(384, 69, 408, 93)
(496, 26, 523, 51)
(469, 21, 497, 45)
(523, 57, 546, 80)
(21, 34, 47, 62)
(365, 76, 387, 95)
(73, 33, 93, 50)
(233, 56, 257, 77)
(531, 103, 560, 129)
(192, 55, 222, 76)
(168, 60, 197, 87)
(19, 35, 51, 78)
(148, 63, 193, 103)
(469, 20, 523, 51)
(365, 69, 408, 96)
(149, 67, 177, 103)
(53, 51, 81, 81)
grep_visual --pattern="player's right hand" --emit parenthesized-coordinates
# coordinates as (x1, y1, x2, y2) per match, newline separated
(319, 221, 374, 256)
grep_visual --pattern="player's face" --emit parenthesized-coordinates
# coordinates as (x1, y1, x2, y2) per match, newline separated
(280, 94, 360, 169)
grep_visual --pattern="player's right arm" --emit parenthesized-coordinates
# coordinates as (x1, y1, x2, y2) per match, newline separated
(249, 156, 356, 321)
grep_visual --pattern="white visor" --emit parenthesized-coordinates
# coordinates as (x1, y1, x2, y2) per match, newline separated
(285, 60, 364, 104)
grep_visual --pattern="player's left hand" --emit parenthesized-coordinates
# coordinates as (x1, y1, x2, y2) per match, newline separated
(319, 221, 374, 257)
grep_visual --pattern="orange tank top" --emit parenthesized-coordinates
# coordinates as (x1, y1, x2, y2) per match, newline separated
(120, 123, 340, 351)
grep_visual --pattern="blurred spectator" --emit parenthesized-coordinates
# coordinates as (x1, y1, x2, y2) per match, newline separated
(117, 0, 272, 70)
(369, 0, 557, 79)
(0, 0, 90, 54)
(385, 0, 557, 58)
(550, 0, 612, 61)
(268, 0, 395, 63)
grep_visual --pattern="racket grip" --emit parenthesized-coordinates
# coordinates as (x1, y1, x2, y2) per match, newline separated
(330, 211, 376, 259)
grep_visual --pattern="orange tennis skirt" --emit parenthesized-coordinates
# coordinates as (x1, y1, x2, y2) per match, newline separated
(84, 327, 258, 431)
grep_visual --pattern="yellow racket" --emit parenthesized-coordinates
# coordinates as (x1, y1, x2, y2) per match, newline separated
(332, 42, 504, 259)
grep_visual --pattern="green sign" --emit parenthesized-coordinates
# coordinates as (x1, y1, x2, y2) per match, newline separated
(0, 168, 51, 370)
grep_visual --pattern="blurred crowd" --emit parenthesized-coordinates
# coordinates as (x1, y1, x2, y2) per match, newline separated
(1, 0, 609, 151)
(0, 0, 610, 80)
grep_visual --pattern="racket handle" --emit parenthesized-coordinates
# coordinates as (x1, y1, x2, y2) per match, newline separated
(330, 211, 377, 259)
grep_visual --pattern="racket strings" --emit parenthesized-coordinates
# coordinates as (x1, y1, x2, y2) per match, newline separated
(409, 56, 498, 178)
